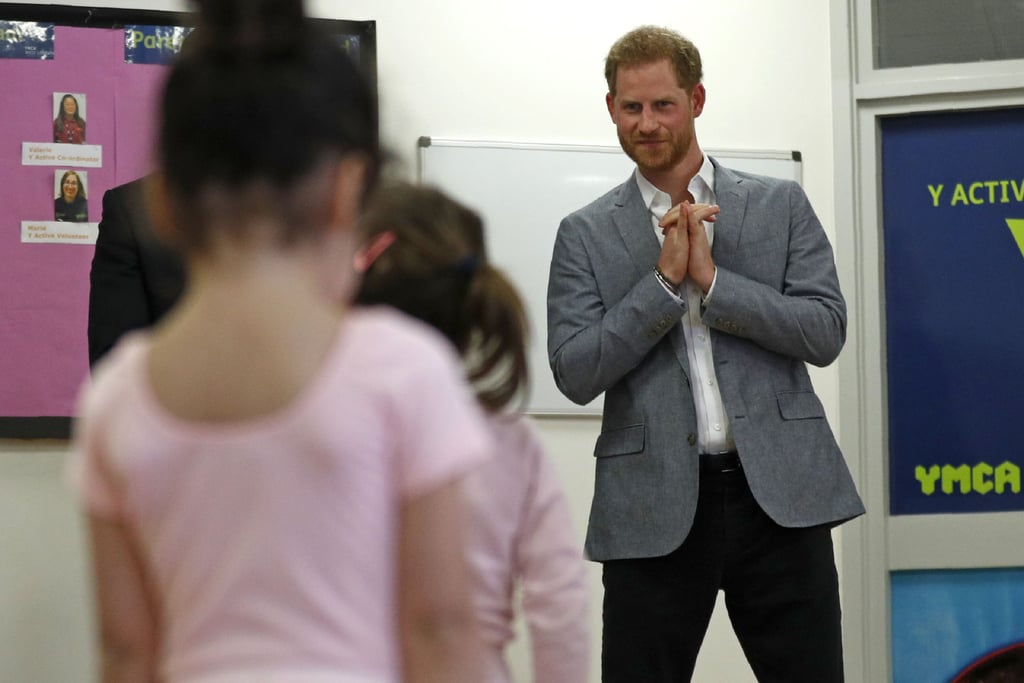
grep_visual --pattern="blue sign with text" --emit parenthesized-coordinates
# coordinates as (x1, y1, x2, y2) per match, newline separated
(123, 27, 361, 66)
(0, 21, 54, 60)
(124, 25, 191, 65)
(337, 34, 360, 64)
(882, 108, 1024, 515)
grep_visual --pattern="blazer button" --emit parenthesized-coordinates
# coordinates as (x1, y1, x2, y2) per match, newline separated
(687, 433, 697, 446)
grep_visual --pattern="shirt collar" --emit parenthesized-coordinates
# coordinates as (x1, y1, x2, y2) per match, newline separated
(635, 153, 716, 219)
(691, 154, 716, 203)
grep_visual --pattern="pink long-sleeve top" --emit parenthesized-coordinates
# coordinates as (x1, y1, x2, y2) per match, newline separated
(465, 414, 590, 683)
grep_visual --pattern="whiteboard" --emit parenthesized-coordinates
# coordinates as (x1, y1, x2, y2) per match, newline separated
(417, 137, 802, 416)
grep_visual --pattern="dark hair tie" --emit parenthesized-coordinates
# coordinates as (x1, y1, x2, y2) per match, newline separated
(454, 254, 480, 277)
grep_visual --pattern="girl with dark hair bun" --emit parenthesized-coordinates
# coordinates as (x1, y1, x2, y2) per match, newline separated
(356, 182, 591, 683)
(68, 2, 489, 682)
(53, 93, 86, 143)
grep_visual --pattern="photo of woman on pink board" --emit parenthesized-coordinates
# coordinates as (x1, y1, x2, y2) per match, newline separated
(54, 169, 88, 222)
(53, 93, 86, 144)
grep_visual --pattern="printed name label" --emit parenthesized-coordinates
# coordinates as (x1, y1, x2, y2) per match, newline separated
(22, 142, 102, 167)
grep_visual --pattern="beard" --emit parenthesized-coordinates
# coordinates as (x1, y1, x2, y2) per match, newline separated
(618, 128, 691, 174)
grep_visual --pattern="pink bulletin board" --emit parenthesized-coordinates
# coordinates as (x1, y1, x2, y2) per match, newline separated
(0, 5, 190, 438)
(0, 6, 376, 438)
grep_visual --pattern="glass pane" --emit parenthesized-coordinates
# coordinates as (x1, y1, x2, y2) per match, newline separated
(875, 0, 1024, 68)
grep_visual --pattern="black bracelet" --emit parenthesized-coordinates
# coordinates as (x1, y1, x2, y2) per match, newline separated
(653, 265, 680, 294)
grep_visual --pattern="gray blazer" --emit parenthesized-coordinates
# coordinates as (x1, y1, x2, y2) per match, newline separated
(546, 159, 864, 562)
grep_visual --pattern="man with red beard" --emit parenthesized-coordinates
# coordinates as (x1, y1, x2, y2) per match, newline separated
(546, 26, 863, 683)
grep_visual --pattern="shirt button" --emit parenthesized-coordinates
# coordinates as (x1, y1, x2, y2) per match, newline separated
(713, 424, 722, 431)
(706, 379, 714, 386)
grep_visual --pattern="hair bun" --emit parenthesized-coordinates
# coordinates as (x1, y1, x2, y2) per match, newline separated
(191, 0, 305, 58)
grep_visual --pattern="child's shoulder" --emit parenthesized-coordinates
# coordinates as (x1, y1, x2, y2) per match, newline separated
(486, 411, 538, 442)
(79, 332, 151, 417)
(347, 306, 456, 359)
(343, 306, 463, 382)
(483, 412, 549, 467)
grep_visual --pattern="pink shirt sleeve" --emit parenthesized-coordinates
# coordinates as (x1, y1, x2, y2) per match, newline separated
(513, 421, 590, 683)
(392, 336, 492, 500)
(66, 370, 127, 520)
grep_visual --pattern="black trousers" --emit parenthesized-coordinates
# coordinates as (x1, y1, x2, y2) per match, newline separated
(601, 457, 844, 683)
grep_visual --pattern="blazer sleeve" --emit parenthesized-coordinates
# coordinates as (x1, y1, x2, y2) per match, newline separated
(87, 185, 153, 367)
(702, 181, 847, 367)
(547, 208, 687, 405)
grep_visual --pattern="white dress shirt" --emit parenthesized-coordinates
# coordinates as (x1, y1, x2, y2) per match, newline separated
(635, 155, 735, 455)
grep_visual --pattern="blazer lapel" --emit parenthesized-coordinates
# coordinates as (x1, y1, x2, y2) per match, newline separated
(609, 173, 693, 381)
(611, 175, 662, 278)
(710, 158, 750, 256)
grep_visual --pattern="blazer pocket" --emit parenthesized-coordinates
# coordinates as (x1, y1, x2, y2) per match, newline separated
(594, 423, 645, 458)
(777, 391, 826, 420)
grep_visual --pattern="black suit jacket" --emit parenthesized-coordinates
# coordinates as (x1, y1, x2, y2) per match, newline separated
(87, 176, 186, 367)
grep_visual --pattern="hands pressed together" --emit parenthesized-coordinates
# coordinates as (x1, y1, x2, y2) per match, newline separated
(656, 201, 721, 295)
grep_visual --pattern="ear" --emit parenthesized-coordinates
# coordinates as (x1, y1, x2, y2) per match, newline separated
(690, 83, 706, 118)
(326, 155, 368, 234)
(606, 92, 616, 122)
(354, 230, 395, 273)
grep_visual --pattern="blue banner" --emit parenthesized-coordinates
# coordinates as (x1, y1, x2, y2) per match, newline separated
(892, 568, 1024, 683)
(337, 34, 361, 65)
(123, 27, 361, 66)
(882, 108, 1024, 515)
(0, 21, 54, 60)
(124, 25, 191, 65)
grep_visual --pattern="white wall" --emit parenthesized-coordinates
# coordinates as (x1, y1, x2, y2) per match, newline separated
(0, 1, 840, 681)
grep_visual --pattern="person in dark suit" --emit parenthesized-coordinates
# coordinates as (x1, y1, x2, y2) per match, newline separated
(546, 26, 864, 682)
(87, 175, 185, 366)
(87, 26, 205, 368)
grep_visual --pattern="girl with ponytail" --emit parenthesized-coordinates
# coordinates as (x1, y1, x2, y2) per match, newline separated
(68, 2, 489, 682)
(356, 183, 590, 683)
